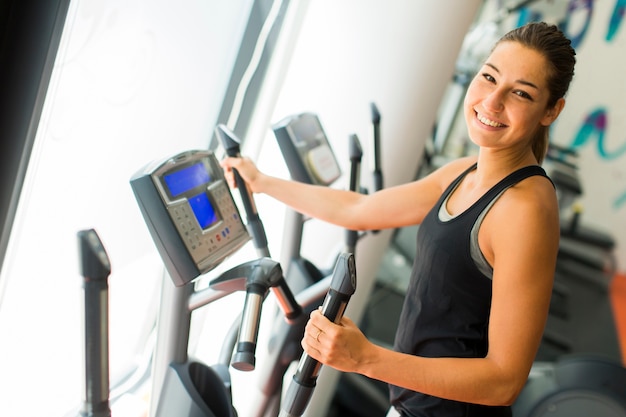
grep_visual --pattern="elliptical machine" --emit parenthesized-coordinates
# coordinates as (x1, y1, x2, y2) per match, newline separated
(129, 140, 357, 417)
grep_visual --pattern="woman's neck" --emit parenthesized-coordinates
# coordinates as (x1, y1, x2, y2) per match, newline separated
(473, 149, 538, 187)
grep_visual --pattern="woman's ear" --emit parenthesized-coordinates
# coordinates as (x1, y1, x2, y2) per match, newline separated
(541, 97, 566, 126)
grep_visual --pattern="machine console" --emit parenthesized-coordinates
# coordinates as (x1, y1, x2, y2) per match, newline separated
(131, 150, 250, 286)
(272, 112, 341, 186)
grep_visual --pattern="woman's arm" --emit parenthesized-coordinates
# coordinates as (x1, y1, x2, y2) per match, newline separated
(221, 156, 477, 231)
(302, 175, 559, 406)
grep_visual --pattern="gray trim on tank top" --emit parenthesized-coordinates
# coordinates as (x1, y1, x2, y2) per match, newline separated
(438, 187, 511, 280)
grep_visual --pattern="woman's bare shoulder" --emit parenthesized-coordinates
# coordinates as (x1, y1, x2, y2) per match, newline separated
(490, 173, 560, 240)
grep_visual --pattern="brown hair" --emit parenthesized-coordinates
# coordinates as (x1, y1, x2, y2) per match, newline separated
(495, 22, 576, 164)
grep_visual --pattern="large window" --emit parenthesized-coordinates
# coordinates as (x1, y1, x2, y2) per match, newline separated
(0, 1, 254, 415)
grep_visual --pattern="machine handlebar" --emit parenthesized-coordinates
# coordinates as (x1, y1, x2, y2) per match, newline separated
(77, 229, 112, 417)
(279, 253, 357, 417)
(210, 258, 302, 371)
(215, 124, 270, 258)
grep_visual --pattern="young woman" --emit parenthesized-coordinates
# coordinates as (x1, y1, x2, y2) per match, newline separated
(221, 22, 576, 417)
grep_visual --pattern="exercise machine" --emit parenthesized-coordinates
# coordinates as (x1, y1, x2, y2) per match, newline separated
(511, 144, 626, 416)
(272, 108, 388, 416)
(130, 147, 357, 417)
(77, 228, 113, 417)
(217, 122, 366, 417)
(272, 107, 383, 289)
(512, 354, 626, 417)
(279, 253, 356, 417)
(272, 112, 343, 294)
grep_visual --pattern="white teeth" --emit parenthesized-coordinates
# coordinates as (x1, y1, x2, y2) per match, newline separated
(477, 114, 505, 127)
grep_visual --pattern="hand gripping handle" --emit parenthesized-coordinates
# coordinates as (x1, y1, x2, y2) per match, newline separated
(279, 253, 357, 417)
(215, 124, 270, 258)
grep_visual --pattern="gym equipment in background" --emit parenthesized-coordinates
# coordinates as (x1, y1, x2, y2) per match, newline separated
(271, 112, 344, 296)
(537, 143, 620, 362)
(370, 102, 383, 195)
(512, 355, 626, 417)
(272, 108, 387, 417)
(271, 108, 383, 291)
(273, 112, 341, 187)
(77, 228, 112, 417)
(345, 133, 363, 254)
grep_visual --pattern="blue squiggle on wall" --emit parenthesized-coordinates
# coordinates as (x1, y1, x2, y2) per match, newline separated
(571, 108, 626, 160)
(607, 0, 626, 41)
(516, 8, 542, 27)
(519, 0, 623, 46)
(570, 108, 626, 209)
(514, 1, 626, 210)
(563, 0, 594, 49)
(616, 192, 626, 210)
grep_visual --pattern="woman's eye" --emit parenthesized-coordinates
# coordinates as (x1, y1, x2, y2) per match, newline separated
(482, 73, 495, 83)
(514, 90, 533, 100)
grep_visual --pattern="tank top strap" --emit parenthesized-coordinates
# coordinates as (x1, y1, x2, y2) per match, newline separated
(437, 163, 552, 220)
(483, 164, 553, 203)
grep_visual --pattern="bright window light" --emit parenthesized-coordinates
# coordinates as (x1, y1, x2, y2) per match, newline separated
(0, 1, 253, 416)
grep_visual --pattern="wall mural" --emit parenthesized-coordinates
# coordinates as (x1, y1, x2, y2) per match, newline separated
(519, 0, 626, 271)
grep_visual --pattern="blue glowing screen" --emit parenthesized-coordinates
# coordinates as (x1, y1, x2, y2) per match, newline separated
(163, 161, 218, 229)
(164, 162, 211, 198)
(188, 192, 218, 229)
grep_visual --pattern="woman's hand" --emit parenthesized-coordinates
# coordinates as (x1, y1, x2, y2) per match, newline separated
(220, 156, 264, 193)
(302, 309, 373, 374)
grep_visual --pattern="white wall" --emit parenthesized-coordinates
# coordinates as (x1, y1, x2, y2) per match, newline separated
(550, 0, 626, 272)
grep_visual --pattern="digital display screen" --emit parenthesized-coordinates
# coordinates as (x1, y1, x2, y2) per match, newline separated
(164, 162, 211, 198)
(292, 116, 321, 146)
(189, 192, 219, 229)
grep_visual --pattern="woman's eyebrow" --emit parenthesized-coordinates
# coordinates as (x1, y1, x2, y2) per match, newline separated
(484, 62, 539, 90)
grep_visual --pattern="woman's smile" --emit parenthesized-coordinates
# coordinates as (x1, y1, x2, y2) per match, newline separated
(475, 111, 508, 128)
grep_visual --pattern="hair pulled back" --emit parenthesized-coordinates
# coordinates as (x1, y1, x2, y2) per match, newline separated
(495, 22, 576, 163)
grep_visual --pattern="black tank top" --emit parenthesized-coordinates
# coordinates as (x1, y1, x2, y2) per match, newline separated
(389, 163, 551, 417)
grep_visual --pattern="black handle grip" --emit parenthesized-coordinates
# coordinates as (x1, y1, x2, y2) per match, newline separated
(77, 229, 112, 417)
(370, 102, 383, 193)
(370, 103, 382, 234)
(279, 253, 357, 417)
(348, 133, 363, 192)
(347, 134, 363, 252)
(78, 229, 111, 280)
(215, 124, 270, 257)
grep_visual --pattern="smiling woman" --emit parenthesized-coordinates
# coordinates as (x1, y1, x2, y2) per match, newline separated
(464, 27, 573, 165)
(5, 2, 622, 417)
(219, 21, 577, 417)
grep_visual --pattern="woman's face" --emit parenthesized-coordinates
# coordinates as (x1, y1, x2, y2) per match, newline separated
(464, 41, 560, 153)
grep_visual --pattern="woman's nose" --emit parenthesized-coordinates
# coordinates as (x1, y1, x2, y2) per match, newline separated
(482, 89, 505, 112)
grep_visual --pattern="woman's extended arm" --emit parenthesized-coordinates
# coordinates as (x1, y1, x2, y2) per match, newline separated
(220, 155, 476, 231)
